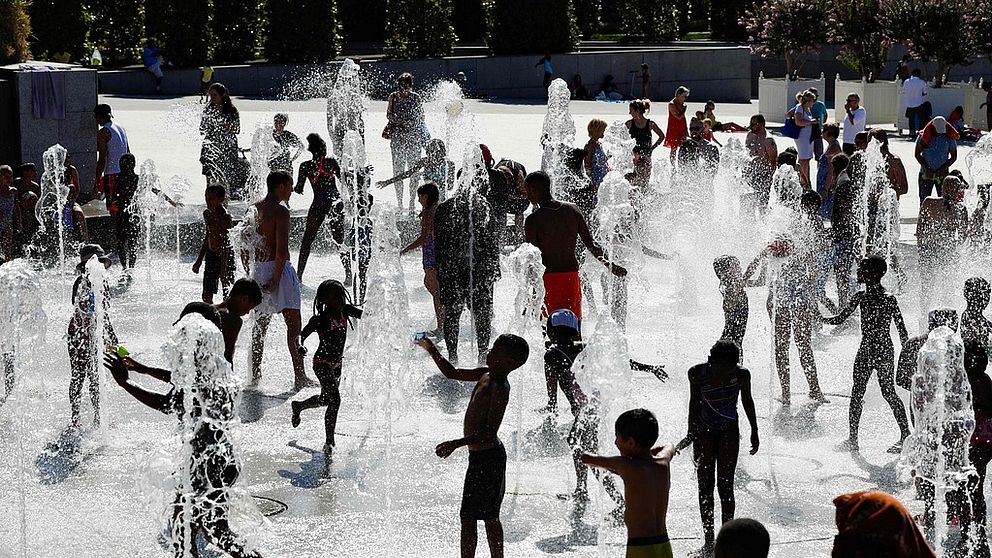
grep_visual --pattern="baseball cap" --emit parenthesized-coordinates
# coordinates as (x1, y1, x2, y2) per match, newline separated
(549, 309, 579, 333)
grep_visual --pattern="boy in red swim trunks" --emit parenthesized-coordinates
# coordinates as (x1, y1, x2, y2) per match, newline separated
(523, 171, 626, 326)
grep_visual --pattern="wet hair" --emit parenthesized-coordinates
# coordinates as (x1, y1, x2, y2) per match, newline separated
(208, 83, 238, 116)
(19, 162, 36, 172)
(870, 128, 889, 146)
(266, 170, 292, 192)
(425, 138, 446, 160)
(822, 122, 840, 140)
(119, 153, 136, 171)
(0, 165, 12, 176)
(565, 148, 585, 174)
(675, 86, 690, 97)
(831, 153, 850, 175)
(229, 278, 263, 303)
(205, 185, 226, 199)
(397, 72, 414, 87)
(750, 114, 765, 127)
(941, 175, 963, 197)
(629, 99, 650, 114)
(709, 340, 740, 367)
(615, 408, 659, 448)
(588, 118, 608, 136)
(493, 333, 529, 369)
(417, 181, 440, 208)
(860, 255, 888, 279)
(966, 342, 989, 377)
(854, 131, 869, 146)
(713, 255, 740, 280)
(306, 133, 327, 155)
(800, 190, 822, 210)
(715, 518, 770, 558)
(965, 277, 991, 308)
(314, 279, 349, 318)
(777, 149, 797, 168)
(928, 308, 959, 331)
(524, 171, 552, 197)
(274, 113, 288, 124)
(176, 302, 222, 330)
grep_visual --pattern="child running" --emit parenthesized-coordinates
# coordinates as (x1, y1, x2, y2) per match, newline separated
(113, 153, 140, 269)
(714, 255, 753, 351)
(676, 340, 759, 555)
(820, 256, 910, 453)
(193, 185, 234, 303)
(583, 409, 677, 558)
(401, 182, 443, 335)
(290, 279, 361, 461)
(416, 333, 530, 558)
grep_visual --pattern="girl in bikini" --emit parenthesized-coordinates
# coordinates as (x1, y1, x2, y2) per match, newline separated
(294, 133, 351, 284)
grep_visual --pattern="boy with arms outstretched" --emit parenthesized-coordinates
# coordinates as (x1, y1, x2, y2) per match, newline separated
(416, 333, 530, 558)
(583, 409, 676, 558)
(821, 255, 910, 452)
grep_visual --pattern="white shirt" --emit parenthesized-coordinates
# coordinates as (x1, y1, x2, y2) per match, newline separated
(903, 76, 927, 108)
(842, 106, 867, 144)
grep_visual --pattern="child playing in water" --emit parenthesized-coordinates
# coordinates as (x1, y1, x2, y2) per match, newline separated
(113, 153, 140, 269)
(193, 185, 233, 303)
(676, 340, 759, 555)
(375, 138, 455, 200)
(416, 333, 530, 558)
(290, 279, 361, 461)
(962, 277, 991, 349)
(820, 256, 911, 452)
(714, 255, 754, 352)
(68, 244, 119, 428)
(583, 409, 677, 558)
(401, 182, 442, 335)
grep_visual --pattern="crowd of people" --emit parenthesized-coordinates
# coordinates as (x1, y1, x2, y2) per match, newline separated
(2, 70, 991, 558)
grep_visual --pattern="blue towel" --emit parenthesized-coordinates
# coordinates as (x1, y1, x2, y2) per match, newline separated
(31, 70, 66, 119)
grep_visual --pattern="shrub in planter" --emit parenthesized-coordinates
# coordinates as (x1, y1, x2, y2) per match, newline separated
(828, 0, 890, 82)
(742, 0, 830, 76)
(881, 0, 977, 86)
(486, 0, 580, 55)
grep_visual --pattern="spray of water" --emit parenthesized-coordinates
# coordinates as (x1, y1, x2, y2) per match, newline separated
(542, 79, 576, 198)
(38, 144, 70, 276)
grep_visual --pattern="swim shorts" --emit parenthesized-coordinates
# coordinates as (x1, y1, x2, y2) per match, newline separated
(202, 249, 232, 297)
(252, 260, 301, 315)
(543, 271, 582, 320)
(626, 534, 673, 558)
(460, 442, 506, 521)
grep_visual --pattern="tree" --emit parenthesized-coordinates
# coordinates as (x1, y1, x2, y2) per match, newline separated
(28, 0, 88, 62)
(741, 0, 830, 76)
(973, 8, 992, 63)
(573, 0, 602, 38)
(614, 0, 679, 42)
(144, 0, 213, 66)
(453, 0, 486, 42)
(881, 0, 976, 86)
(339, 0, 386, 42)
(710, 0, 748, 41)
(384, 0, 457, 59)
(87, 0, 145, 65)
(266, 0, 340, 63)
(212, 0, 264, 63)
(0, 0, 31, 64)
(486, 0, 580, 55)
(828, 0, 890, 82)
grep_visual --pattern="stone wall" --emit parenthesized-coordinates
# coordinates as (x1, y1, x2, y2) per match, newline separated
(0, 63, 98, 188)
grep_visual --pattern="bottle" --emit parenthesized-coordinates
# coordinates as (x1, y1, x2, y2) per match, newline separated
(91, 48, 102, 67)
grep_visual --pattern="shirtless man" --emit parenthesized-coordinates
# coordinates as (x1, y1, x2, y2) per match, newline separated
(523, 170, 626, 323)
(743, 114, 778, 215)
(93, 104, 129, 208)
(917, 176, 969, 319)
(249, 170, 313, 389)
(416, 333, 530, 558)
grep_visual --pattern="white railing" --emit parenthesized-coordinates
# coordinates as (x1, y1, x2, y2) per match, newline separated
(834, 75, 898, 126)
(757, 71, 826, 123)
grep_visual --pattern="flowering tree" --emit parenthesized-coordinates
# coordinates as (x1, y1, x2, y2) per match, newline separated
(881, 0, 976, 86)
(741, 0, 830, 77)
(972, 9, 992, 63)
(828, 0, 891, 82)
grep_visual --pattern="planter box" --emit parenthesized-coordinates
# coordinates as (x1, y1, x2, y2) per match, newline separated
(897, 81, 968, 134)
(757, 73, 826, 123)
(833, 77, 898, 126)
(963, 78, 988, 130)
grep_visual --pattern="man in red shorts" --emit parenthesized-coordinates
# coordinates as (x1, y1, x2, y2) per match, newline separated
(523, 170, 626, 325)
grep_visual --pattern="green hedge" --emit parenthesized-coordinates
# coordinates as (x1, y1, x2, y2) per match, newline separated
(144, 0, 213, 66)
(385, 0, 457, 59)
(339, 0, 386, 42)
(0, 0, 31, 64)
(709, 0, 746, 41)
(212, 0, 264, 63)
(265, 0, 340, 63)
(573, 0, 601, 38)
(486, 0, 580, 55)
(453, 0, 486, 42)
(612, 0, 679, 42)
(87, 0, 145, 65)
(28, 0, 88, 62)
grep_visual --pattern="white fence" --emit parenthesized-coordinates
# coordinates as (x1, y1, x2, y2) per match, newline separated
(757, 72, 826, 123)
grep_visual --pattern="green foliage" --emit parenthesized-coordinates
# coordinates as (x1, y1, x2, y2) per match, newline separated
(144, 0, 213, 66)
(828, 0, 890, 81)
(486, 0, 581, 55)
(212, 0, 264, 63)
(28, 0, 88, 62)
(0, 0, 31, 64)
(339, 0, 386, 42)
(881, 0, 977, 85)
(87, 0, 145, 65)
(453, 0, 486, 42)
(709, 0, 747, 41)
(613, 0, 679, 42)
(385, 0, 457, 59)
(742, 0, 830, 75)
(266, 0, 340, 63)
(573, 0, 601, 38)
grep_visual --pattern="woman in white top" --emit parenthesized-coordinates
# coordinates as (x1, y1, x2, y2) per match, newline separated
(791, 90, 816, 189)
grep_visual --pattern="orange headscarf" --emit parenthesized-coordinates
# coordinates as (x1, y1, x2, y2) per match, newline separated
(832, 491, 935, 558)
(920, 118, 961, 146)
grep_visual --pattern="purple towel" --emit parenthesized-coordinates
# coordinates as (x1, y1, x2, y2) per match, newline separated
(31, 70, 66, 119)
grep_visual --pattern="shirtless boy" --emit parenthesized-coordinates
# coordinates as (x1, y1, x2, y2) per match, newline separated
(416, 333, 530, 558)
(583, 409, 676, 558)
(250, 171, 313, 389)
(193, 185, 234, 303)
(743, 115, 778, 215)
(523, 170, 625, 323)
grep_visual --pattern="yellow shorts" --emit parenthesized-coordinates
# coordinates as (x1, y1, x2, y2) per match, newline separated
(626, 535, 673, 558)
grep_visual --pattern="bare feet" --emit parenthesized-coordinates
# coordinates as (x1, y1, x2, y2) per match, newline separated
(293, 377, 318, 391)
(291, 401, 301, 428)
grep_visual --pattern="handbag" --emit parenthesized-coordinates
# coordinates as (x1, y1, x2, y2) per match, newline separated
(781, 115, 801, 139)
(381, 123, 392, 140)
